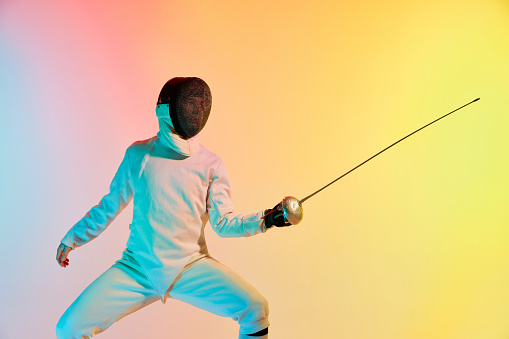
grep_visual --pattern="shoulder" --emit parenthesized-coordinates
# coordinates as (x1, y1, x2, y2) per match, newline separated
(197, 145, 225, 165)
(195, 145, 228, 177)
(198, 144, 220, 159)
(127, 136, 157, 153)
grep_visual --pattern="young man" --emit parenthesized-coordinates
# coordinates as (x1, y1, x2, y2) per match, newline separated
(55, 77, 291, 339)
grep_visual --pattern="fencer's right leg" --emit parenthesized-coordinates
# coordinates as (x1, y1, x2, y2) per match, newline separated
(56, 252, 159, 339)
(238, 327, 269, 338)
(168, 256, 270, 337)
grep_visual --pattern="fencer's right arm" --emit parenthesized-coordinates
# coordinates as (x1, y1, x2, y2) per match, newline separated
(60, 149, 134, 250)
(207, 161, 268, 237)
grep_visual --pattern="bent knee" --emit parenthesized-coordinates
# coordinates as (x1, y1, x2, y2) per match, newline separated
(237, 292, 270, 335)
(250, 293, 269, 317)
(56, 310, 89, 339)
(240, 291, 269, 322)
(56, 313, 74, 339)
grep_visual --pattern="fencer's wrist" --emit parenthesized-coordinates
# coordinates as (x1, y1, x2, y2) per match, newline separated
(263, 209, 274, 229)
(264, 208, 292, 228)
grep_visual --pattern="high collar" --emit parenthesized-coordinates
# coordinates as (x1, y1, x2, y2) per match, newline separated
(156, 106, 200, 156)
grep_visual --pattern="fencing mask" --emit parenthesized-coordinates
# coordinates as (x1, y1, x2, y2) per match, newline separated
(157, 77, 212, 139)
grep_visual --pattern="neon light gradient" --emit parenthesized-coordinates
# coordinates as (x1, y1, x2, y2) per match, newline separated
(1, 0, 508, 338)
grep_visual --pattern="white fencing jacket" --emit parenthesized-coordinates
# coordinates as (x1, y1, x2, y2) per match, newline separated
(61, 133, 267, 298)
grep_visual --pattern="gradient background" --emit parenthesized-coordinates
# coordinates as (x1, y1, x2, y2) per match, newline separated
(1, 0, 508, 338)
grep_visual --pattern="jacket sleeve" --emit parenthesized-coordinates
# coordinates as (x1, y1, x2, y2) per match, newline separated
(207, 160, 268, 238)
(60, 149, 134, 249)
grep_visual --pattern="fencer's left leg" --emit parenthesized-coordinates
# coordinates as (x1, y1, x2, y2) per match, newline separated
(168, 256, 270, 337)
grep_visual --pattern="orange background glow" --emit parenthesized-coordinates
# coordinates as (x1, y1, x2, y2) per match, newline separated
(1, 0, 508, 338)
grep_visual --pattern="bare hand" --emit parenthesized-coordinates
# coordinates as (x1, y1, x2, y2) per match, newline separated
(56, 243, 72, 267)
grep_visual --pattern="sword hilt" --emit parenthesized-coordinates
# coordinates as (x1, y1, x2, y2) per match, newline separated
(281, 196, 304, 225)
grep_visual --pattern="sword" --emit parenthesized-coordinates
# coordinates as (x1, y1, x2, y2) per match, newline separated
(280, 98, 480, 225)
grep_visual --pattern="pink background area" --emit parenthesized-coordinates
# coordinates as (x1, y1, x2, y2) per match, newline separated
(1, 0, 509, 338)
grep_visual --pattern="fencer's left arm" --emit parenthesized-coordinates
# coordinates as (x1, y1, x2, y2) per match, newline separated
(60, 149, 134, 249)
(207, 161, 269, 238)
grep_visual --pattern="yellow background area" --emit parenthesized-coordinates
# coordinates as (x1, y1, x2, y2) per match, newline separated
(1, 0, 508, 338)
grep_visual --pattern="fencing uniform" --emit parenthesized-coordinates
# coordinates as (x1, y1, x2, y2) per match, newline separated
(56, 134, 270, 338)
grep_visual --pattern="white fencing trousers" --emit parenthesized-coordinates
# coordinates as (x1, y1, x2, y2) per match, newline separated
(56, 251, 269, 338)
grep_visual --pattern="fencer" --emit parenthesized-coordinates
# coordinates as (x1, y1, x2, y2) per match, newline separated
(55, 77, 291, 339)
